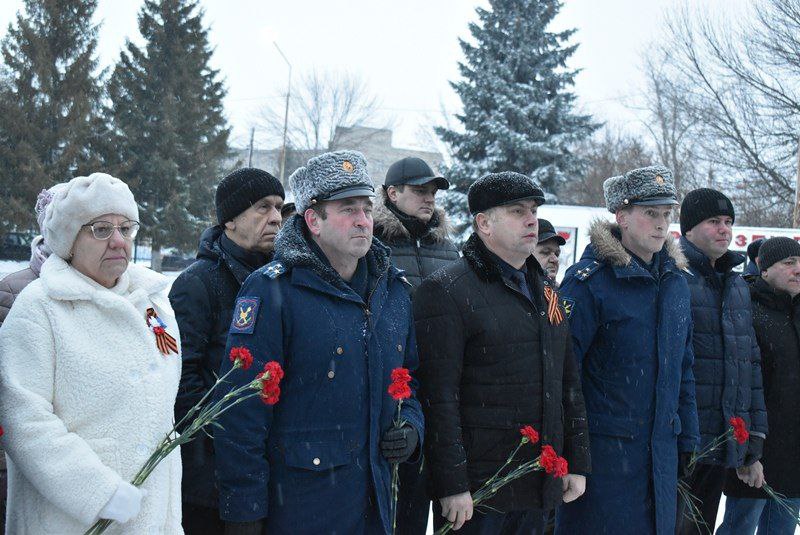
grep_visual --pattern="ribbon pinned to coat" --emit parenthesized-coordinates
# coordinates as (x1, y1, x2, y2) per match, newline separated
(543, 286, 564, 326)
(146, 307, 179, 356)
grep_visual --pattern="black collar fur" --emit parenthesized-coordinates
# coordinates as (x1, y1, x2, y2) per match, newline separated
(274, 214, 391, 289)
(462, 232, 544, 282)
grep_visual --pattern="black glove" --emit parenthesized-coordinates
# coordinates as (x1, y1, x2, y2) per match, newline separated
(380, 424, 419, 464)
(225, 520, 265, 535)
(743, 436, 764, 466)
(678, 452, 694, 480)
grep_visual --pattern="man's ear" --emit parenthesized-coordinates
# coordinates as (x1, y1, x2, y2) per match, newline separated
(224, 219, 236, 232)
(304, 208, 322, 237)
(386, 186, 399, 203)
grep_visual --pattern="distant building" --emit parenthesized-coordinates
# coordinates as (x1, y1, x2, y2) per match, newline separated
(230, 126, 444, 190)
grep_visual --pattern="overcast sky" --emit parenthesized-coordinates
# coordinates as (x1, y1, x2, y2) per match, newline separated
(0, 0, 744, 153)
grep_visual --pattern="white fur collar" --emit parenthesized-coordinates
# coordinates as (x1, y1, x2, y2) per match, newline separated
(40, 255, 169, 306)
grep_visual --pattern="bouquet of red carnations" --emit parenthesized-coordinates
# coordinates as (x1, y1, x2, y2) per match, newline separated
(85, 347, 283, 535)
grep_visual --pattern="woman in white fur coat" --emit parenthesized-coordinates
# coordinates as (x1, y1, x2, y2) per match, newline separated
(0, 173, 183, 534)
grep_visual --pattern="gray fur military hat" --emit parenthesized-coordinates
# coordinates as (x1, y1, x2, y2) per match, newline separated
(603, 165, 679, 213)
(290, 150, 376, 214)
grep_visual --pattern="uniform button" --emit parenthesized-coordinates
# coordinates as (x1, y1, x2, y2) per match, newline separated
(545, 393, 551, 399)
(540, 311, 546, 317)
(336, 347, 344, 355)
(313, 457, 321, 466)
(397, 344, 403, 352)
(327, 370, 335, 379)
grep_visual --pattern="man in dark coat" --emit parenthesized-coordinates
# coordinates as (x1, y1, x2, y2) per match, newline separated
(675, 188, 768, 534)
(374, 156, 459, 291)
(213, 151, 424, 535)
(168, 168, 284, 534)
(415, 172, 591, 535)
(556, 166, 700, 535)
(533, 218, 566, 282)
(373, 156, 459, 535)
(718, 237, 800, 534)
(743, 238, 765, 282)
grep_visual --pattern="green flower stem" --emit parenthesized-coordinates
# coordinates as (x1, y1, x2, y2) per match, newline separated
(84, 367, 266, 534)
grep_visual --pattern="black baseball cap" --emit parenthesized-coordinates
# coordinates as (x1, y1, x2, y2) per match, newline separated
(384, 157, 449, 190)
(537, 219, 566, 245)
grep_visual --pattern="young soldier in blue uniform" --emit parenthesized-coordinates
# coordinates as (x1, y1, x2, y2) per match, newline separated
(213, 150, 424, 535)
(555, 166, 700, 535)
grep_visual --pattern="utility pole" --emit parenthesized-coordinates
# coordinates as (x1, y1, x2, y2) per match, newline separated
(274, 42, 292, 186)
(795, 136, 800, 228)
(248, 127, 255, 167)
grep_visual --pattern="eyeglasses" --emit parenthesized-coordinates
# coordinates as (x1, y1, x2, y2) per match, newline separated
(81, 220, 140, 240)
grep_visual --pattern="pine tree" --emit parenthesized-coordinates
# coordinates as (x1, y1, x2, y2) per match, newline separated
(107, 0, 230, 269)
(437, 0, 598, 218)
(0, 0, 106, 234)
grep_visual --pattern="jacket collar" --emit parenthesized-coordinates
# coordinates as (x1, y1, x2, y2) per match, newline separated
(751, 276, 800, 312)
(373, 201, 451, 243)
(680, 236, 744, 277)
(39, 254, 169, 307)
(462, 232, 544, 283)
(586, 219, 688, 278)
(274, 214, 393, 300)
(197, 225, 270, 285)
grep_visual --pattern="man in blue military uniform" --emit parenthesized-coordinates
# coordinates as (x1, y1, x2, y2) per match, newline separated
(214, 150, 424, 535)
(555, 166, 700, 535)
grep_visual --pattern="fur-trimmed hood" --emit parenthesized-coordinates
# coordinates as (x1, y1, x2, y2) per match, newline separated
(373, 202, 451, 244)
(588, 219, 688, 270)
(274, 214, 392, 289)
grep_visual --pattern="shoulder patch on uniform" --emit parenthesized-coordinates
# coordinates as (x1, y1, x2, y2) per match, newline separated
(263, 261, 285, 279)
(561, 297, 575, 319)
(574, 260, 602, 281)
(230, 296, 261, 334)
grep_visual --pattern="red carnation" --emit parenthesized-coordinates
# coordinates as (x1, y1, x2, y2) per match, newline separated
(554, 456, 569, 478)
(388, 367, 412, 401)
(730, 416, 749, 445)
(540, 445, 559, 473)
(153, 326, 165, 335)
(0, 426, 4, 438)
(256, 361, 284, 405)
(520, 425, 539, 444)
(229, 347, 254, 370)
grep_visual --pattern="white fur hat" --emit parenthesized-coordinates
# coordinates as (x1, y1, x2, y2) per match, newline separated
(42, 173, 139, 260)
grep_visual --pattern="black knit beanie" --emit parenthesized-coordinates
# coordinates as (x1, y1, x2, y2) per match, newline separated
(680, 188, 735, 235)
(215, 168, 285, 224)
(757, 237, 800, 271)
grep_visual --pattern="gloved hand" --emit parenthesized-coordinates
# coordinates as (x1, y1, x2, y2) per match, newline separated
(743, 436, 764, 466)
(98, 481, 146, 523)
(380, 424, 419, 464)
(225, 520, 265, 535)
(678, 452, 694, 480)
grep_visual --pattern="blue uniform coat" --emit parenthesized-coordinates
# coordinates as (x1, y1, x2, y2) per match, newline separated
(555, 221, 700, 535)
(213, 215, 424, 534)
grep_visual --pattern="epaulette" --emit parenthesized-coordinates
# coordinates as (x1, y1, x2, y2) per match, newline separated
(393, 267, 412, 288)
(574, 260, 603, 281)
(262, 260, 286, 279)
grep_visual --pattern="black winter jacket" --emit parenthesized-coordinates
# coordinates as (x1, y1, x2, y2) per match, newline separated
(725, 278, 800, 498)
(413, 233, 590, 512)
(373, 202, 459, 291)
(168, 226, 270, 507)
(680, 237, 767, 467)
